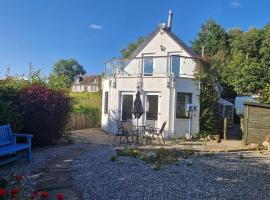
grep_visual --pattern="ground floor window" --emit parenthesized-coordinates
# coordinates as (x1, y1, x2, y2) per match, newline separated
(146, 95, 158, 120)
(176, 92, 192, 118)
(104, 91, 109, 114)
(121, 94, 133, 121)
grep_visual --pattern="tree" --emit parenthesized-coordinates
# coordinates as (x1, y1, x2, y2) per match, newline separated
(192, 19, 236, 100)
(195, 57, 220, 134)
(48, 74, 70, 92)
(121, 37, 144, 58)
(52, 59, 86, 85)
(192, 18, 229, 58)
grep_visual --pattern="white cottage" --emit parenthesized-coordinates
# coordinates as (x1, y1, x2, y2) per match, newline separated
(101, 11, 200, 138)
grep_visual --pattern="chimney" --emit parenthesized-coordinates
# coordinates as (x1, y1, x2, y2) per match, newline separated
(167, 10, 173, 30)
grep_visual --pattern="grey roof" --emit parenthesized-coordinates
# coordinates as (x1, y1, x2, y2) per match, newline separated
(128, 26, 198, 59)
(244, 101, 270, 109)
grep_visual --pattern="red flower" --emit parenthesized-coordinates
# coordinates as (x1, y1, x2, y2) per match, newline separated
(11, 187, 20, 198)
(16, 174, 23, 182)
(30, 190, 38, 199)
(39, 191, 49, 199)
(56, 193, 64, 200)
(0, 188, 6, 196)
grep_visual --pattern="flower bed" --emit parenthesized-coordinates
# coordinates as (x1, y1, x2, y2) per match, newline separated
(0, 174, 64, 200)
(112, 147, 194, 170)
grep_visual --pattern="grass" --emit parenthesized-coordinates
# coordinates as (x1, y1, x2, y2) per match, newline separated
(112, 147, 195, 170)
(70, 92, 102, 109)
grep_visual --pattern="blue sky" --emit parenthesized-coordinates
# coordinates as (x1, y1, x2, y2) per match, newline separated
(0, 0, 269, 77)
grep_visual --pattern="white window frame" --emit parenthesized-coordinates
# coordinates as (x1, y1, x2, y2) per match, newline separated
(142, 53, 155, 77)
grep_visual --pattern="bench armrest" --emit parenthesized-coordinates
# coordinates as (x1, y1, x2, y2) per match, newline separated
(14, 133, 33, 138)
(13, 133, 33, 145)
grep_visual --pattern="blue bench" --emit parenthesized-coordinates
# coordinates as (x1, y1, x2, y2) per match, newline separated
(0, 124, 33, 166)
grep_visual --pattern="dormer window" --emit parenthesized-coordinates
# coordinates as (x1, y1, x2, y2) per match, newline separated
(143, 57, 153, 76)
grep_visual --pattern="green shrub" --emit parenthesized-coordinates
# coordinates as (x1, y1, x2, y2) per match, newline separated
(0, 77, 28, 131)
(197, 131, 210, 138)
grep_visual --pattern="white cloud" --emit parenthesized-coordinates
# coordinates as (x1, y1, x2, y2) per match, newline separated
(89, 24, 103, 30)
(230, 1, 241, 8)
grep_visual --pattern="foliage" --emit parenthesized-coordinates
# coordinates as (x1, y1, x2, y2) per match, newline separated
(51, 59, 86, 86)
(18, 85, 72, 146)
(115, 147, 194, 170)
(195, 57, 220, 134)
(197, 130, 210, 138)
(192, 19, 270, 101)
(192, 18, 230, 58)
(0, 77, 29, 131)
(70, 92, 101, 109)
(72, 105, 100, 127)
(0, 174, 64, 200)
(30, 69, 47, 85)
(48, 74, 70, 92)
(121, 37, 144, 58)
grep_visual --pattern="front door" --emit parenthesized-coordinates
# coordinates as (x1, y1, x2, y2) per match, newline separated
(145, 94, 159, 127)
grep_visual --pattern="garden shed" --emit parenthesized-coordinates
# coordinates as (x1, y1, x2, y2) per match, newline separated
(243, 102, 270, 144)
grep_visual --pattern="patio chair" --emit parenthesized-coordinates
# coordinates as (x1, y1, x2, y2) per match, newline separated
(113, 119, 128, 143)
(147, 121, 167, 144)
(122, 120, 136, 143)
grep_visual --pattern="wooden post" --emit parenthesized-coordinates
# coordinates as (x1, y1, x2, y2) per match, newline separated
(223, 117, 227, 141)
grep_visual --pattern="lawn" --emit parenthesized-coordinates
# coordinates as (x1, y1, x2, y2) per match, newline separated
(70, 92, 102, 109)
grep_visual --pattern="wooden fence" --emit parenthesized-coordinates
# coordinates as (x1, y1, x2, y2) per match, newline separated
(243, 102, 270, 144)
(71, 113, 100, 130)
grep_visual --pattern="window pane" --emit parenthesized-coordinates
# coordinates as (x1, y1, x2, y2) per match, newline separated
(171, 55, 180, 75)
(143, 57, 153, 76)
(122, 95, 133, 121)
(176, 93, 192, 118)
(104, 92, 109, 114)
(146, 95, 158, 120)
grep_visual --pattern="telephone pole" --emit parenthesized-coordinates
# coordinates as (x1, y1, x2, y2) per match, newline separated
(28, 61, 32, 82)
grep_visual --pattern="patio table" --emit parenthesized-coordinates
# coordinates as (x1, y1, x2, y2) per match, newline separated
(134, 125, 153, 144)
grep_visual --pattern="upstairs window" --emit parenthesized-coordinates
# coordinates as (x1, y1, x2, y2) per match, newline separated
(171, 55, 180, 76)
(176, 92, 192, 119)
(143, 57, 153, 76)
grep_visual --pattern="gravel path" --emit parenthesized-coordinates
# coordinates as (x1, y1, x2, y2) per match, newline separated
(72, 146, 270, 200)
(0, 144, 78, 192)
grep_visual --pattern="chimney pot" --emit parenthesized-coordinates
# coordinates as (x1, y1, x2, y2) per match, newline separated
(167, 10, 173, 30)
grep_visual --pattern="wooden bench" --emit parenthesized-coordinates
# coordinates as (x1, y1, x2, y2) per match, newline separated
(0, 124, 33, 166)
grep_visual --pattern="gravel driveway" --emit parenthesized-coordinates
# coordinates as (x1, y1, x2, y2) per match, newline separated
(72, 146, 270, 200)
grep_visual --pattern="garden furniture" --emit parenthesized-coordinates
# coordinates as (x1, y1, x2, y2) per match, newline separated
(122, 120, 136, 143)
(113, 119, 125, 142)
(147, 121, 167, 144)
(0, 124, 33, 166)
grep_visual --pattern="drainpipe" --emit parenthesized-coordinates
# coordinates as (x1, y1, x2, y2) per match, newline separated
(168, 77, 175, 138)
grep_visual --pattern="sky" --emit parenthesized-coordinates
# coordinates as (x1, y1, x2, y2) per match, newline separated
(0, 0, 269, 78)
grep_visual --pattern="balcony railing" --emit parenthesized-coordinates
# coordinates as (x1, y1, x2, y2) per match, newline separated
(104, 55, 196, 78)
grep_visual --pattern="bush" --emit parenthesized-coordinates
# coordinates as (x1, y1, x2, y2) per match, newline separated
(0, 77, 28, 131)
(18, 85, 72, 146)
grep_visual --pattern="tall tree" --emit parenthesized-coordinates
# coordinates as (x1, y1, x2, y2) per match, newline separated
(51, 59, 86, 85)
(121, 37, 144, 58)
(192, 18, 229, 58)
(192, 19, 233, 97)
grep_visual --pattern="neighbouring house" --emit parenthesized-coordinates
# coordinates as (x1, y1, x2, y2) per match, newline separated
(71, 75, 99, 92)
(101, 10, 202, 139)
